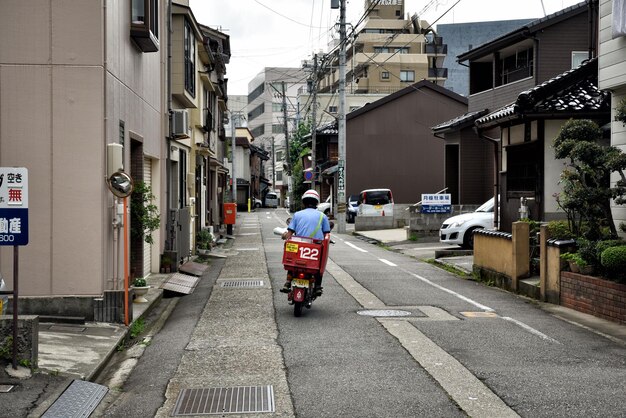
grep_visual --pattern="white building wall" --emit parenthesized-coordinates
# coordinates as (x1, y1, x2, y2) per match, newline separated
(599, 0, 626, 235)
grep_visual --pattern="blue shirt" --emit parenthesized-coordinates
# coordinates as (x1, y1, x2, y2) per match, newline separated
(288, 208, 331, 240)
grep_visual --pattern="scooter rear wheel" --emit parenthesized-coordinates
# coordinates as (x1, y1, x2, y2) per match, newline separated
(294, 301, 303, 317)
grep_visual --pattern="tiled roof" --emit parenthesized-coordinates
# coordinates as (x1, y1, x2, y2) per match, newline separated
(432, 109, 489, 133)
(476, 58, 608, 128)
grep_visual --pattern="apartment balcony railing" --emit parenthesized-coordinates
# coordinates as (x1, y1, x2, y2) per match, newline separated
(428, 68, 448, 78)
(425, 44, 448, 54)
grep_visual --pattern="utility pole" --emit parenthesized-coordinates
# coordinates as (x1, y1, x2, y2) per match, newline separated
(337, 0, 347, 233)
(281, 81, 293, 211)
(310, 53, 318, 192)
(230, 111, 237, 203)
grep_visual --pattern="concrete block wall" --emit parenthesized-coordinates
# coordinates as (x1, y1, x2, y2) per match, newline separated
(0, 315, 39, 368)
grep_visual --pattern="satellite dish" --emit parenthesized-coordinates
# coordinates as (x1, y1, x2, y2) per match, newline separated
(107, 170, 134, 198)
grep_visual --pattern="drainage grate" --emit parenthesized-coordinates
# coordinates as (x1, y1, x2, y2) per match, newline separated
(357, 309, 412, 317)
(161, 273, 200, 295)
(172, 385, 275, 415)
(221, 280, 264, 288)
(42, 380, 108, 418)
(0, 384, 14, 393)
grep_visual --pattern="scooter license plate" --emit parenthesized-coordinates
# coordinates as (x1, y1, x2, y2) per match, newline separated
(292, 278, 309, 287)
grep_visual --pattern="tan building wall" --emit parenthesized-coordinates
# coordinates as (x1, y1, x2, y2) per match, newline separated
(0, 1, 164, 298)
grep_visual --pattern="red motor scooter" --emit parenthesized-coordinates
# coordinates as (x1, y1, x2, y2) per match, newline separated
(281, 234, 331, 317)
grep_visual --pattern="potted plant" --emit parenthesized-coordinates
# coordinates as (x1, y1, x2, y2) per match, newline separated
(131, 277, 150, 303)
(196, 229, 213, 255)
(160, 254, 172, 273)
(560, 252, 593, 275)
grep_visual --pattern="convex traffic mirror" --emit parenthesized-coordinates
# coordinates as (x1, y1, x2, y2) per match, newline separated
(107, 170, 134, 198)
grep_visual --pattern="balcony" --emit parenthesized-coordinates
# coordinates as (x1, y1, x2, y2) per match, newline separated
(425, 44, 447, 54)
(428, 68, 448, 78)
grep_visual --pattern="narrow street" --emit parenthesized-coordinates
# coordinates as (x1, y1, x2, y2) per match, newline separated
(96, 210, 626, 417)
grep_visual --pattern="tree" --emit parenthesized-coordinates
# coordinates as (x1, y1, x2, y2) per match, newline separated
(288, 120, 312, 210)
(130, 181, 160, 245)
(553, 119, 626, 239)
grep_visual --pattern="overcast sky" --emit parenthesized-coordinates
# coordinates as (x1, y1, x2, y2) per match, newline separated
(188, 0, 583, 95)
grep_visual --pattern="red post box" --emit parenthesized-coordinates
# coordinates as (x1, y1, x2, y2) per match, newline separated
(224, 203, 236, 225)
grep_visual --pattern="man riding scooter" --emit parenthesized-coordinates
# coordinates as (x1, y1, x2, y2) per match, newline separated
(281, 189, 331, 296)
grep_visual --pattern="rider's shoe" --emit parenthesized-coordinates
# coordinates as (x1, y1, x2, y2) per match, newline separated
(280, 282, 291, 293)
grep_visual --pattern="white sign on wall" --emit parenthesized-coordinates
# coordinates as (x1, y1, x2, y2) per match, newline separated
(0, 167, 29, 246)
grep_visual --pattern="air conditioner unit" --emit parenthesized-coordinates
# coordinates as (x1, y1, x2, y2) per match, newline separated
(172, 109, 190, 139)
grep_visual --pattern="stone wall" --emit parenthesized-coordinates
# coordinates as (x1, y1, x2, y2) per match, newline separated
(0, 315, 39, 368)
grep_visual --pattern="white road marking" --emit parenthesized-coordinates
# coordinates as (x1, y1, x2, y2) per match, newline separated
(379, 258, 397, 267)
(345, 242, 368, 252)
(501, 317, 561, 344)
(380, 319, 520, 418)
(397, 267, 494, 312)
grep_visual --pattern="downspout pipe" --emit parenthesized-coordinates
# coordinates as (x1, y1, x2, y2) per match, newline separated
(166, 0, 173, 251)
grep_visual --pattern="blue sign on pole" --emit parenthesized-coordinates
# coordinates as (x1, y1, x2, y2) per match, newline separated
(0, 167, 29, 246)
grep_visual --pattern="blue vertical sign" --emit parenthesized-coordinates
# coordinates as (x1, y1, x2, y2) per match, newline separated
(0, 167, 29, 246)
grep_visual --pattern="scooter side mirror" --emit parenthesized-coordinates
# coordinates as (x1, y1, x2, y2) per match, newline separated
(329, 221, 335, 231)
(286, 217, 292, 225)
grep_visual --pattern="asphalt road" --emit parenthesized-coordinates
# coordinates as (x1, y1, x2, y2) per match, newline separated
(260, 209, 626, 417)
(86, 208, 626, 417)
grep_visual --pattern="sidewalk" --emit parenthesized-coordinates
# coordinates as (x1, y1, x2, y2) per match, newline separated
(1, 268, 192, 417)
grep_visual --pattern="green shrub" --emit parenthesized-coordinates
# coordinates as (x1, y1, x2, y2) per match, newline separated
(546, 220, 574, 240)
(601, 246, 626, 268)
(576, 239, 598, 266)
(600, 246, 626, 282)
(595, 239, 626, 260)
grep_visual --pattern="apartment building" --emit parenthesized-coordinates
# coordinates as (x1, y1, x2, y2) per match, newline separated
(319, 0, 447, 95)
(246, 68, 307, 204)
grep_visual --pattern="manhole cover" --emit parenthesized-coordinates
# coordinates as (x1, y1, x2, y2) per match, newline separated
(173, 385, 275, 415)
(221, 280, 264, 288)
(357, 309, 412, 317)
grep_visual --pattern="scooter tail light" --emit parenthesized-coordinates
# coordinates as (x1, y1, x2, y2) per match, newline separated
(298, 273, 305, 279)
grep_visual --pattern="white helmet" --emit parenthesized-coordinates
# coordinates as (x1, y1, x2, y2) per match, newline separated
(302, 189, 320, 204)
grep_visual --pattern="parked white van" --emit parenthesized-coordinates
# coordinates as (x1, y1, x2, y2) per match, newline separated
(357, 188, 394, 216)
(264, 192, 279, 208)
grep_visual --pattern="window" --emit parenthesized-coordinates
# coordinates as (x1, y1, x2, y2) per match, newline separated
(272, 103, 283, 112)
(203, 87, 215, 131)
(275, 151, 283, 161)
(571, 51, 588, 68)
(251, 125, 265, 137)
(374, 47, 390, 53)
(131, 0, 159, 52)
(272, 124, 284, 134)
(276, 171, 283, 181)
(400, 70, 415, 82)
(395, 47, 409, 54)
(381, 71, 390, 80)
(184, 19, 195, 96)
(248, 83, 264, 103)
(328, 105, 338, 113)
(247, 103, 264, 121)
